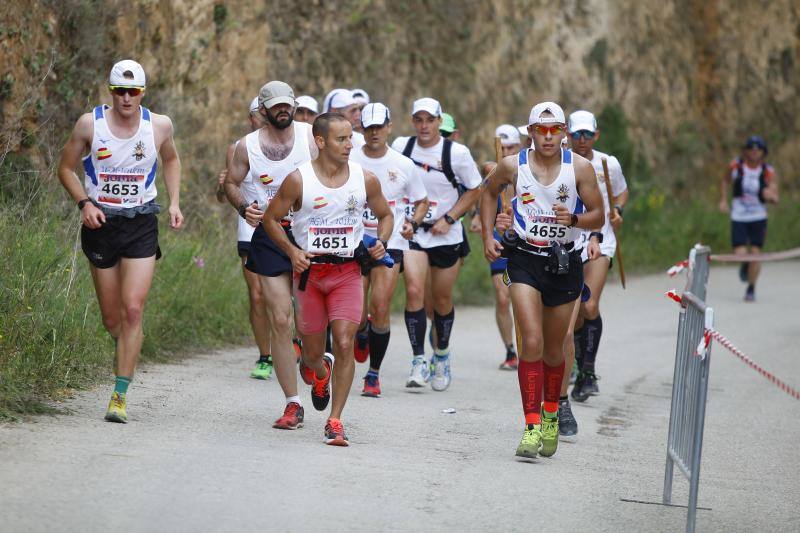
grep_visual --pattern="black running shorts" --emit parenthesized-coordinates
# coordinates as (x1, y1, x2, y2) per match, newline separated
(506, 248, 583, 307)
(408, 240, 462, 269)
(360, 249, 404, 276)
(245, 223, 294, 277)
(81, 213, 161, 269)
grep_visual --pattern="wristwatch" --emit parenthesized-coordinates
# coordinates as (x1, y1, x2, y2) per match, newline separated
(410, 220, 420, 233)
(443, 214, 456, 225)
(568, 213, 578, 227)
(589, 231, 604, 243)
(238, 204, 248, 219)
(614, 204, 624, 217)
(77, 198, 92, 210)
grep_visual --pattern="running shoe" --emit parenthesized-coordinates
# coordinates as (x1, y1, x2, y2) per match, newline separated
(299, 357, 314, 385)
(431, 353, 452, 391)
(311, 353, 334, 411)
(104, 391, 127, 423)
(324, 417, 349, 446)
(515, 424, 542, 458)
(428, 324, 435, 352)
(273, 402, 304, 430)
(540, 411, 559, 457)
(571, 371, 599, 402)
(744, 285, 755, 302)
(739, 263, 748, 282)
(499, 355, 518, 371)
(362, 373, 381, 397)
(293, 338, 302, 362)
(558, 398, 578, 441)
(250, 356, 273, 380)
(354, 327, 370, 364)
(405, 356, 430, 388)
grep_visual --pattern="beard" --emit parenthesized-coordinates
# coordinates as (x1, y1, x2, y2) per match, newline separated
(265, 108, 294, 130)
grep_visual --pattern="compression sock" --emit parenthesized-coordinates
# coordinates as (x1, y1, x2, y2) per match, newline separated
(543, 360, 565, 414)
(433, 307, 455, 355)
(581, 316, 603, 373)
(404, 308, 427, 357)
(368, 324, 391, 371)
(114, 376, 131, 396)
(517, 359, 543, 425)
(573, 326, 586, 370)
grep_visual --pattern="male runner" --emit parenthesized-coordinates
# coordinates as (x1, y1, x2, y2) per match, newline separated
(481, 102, 604, 459)
(225, 80, 317, 430)
(295, 95, 319, 124)
(719, 135, 779, 302)
(567, 110, 629, 402)
(439, 112, 461, 142)
(351, 88, 370, 109)
(57, 59, 183, 423)
(350, 103, 429, 397)
(265, 112, 393, 445)
(391, 97, 482, 391)
(323, 88, 365, 147)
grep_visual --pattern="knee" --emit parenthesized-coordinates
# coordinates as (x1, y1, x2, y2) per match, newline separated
(268, 308, 292, 332)
(520, 335, 543, 360)
(496, 292, 511, 310)
(583, 300, 599, 319)
(122, 302, 144, 327)
(333, 334, 354, 357)
(433, 293, 452, 312)
(371, 299, 391, 323)
(101, 313, 121, 334)
(405, 282, 423, 304)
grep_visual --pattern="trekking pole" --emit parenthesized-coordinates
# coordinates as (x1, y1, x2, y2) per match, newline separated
(601, 158, 626, 289)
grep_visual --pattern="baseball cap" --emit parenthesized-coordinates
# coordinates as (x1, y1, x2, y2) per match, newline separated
(108, 59, 146, 87)
(568, 110, 597, 133)
(249, 96, 260, 113)
(744, 135, 768, 154)
(517, 125, 529, 137)
(295, 95, 319, 113)
(351, 88, 370, 105)
(528, 101, 566, 125)
(412, 97, 442, 117)
(440, 113, 457, 133)
(323, 89, 356, 112)
(361, 102, 391, 128)
(258, 81, 295, 109)
(495, 124, 521, 146)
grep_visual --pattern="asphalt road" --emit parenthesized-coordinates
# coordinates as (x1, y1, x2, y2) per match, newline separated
(1, 261, 798, 532)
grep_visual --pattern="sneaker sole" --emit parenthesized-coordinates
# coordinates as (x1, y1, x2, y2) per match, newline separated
(559, 433, 578, 443)
(498, 364, 516, 371)
(361, 391, 380, 398)
(325, 437, 349, 447)
(515, 447, 539, 459)
(431, 379, 451, 391)
(539, 446, 558, 457)
(406, 379, 426, 388)
(273, 421, 303, 430)
(250, 374, 272, 380)
(104, 413, 127, 424)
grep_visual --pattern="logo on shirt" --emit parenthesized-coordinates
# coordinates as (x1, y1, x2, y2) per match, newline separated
(557, 184, 570, 203)
(388, 170, 399, 182)
(521, 191, 535, 204)
(97, 147, 112, 160)
(313, 196, 328, 209)
(345, 194, 358, 216)
(259, 174, 273, 185)
(132, 141, 146, 161)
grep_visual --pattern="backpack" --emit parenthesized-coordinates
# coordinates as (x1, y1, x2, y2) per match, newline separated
(732, 158, 767, 203)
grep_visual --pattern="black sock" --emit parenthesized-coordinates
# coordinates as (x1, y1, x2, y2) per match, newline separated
(258, 354, 270, 363)
(404, 308, 427, 356)
(368, 325, 391, 371)
(559, 395, 569, 403)
(434, 308, 455, 352)
(581, 316, 603, 372)
(505, 343, 516, 359)
(325, 325, 333, 353)
(574, 327, 586, 369)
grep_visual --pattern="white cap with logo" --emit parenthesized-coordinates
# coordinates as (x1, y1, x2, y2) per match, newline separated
(109, 59, 146, 87)
(528, 101, 566, 125)
(495, 124, 521, 146)
(295, 95, 319, 113)
(351, 88, 370, 105)
(323, 89, 356, 112)
(249, 96, 260, 113)
(411, 97, 442, 117)
(361, 103, 391, 128)
(568, 110, 597, 133)
(258, 81, 295, 109)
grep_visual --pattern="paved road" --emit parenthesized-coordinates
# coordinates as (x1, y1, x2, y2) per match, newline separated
(2, 262, 798, 532)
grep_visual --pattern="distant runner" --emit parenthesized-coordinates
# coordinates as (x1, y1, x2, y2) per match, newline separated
(294, 95, 319, 124)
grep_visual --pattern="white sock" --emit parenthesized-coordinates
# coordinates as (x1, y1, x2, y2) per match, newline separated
(285, 395, 301, 406)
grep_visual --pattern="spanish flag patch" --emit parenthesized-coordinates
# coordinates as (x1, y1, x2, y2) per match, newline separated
(313, 196, 328, 209)
(521, 191, 535, 204)
(259, 174, 273, 185)
(97, 147, 112, 160)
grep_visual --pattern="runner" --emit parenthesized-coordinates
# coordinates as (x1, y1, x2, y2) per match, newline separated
(481, 102, 604, 458)
(391, 97, 482, 391)
(567, 110, 629, 403)
(264, 112, 393, 445)
(56, 59, 183, 423)
(323, 88, 365, 147)
(719, 135, 779, 302)
(439, 112, 461, 142)
(351, 88, 370, 109)
(350, 103, 429, 397)
(517, 125, 532, 149)
(294, 95, 319, 124)
(224, 80, 317, 430)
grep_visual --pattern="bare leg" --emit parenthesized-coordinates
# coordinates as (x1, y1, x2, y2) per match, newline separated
(116, 257, 156, 378)
(259, 273, 297, 398)
(329, 319, 359, 420)
(561, 298, 581, 396)
(242, 257, 270, 355)
(492, 273, 514, 349)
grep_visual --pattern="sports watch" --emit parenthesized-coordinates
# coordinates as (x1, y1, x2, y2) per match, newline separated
(589, 231, 604, 243)
(614, 204, 624, 217)
(238, 204, 248, 219)
(77, 198, 92, 210)
(443, 214, 456, 225)
(410, 220, 420, 233)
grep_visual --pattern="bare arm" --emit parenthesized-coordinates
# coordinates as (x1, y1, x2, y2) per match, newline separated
(215, 143, 236, 203)
(57, 113, 106, 229)
(263, 170, 310, 272)
(565, 156, 604, 230)
(224, 140, 249, 209)
(480, 155, 516, 261)
(719, 167, 731, 212)
(364, 171, 393, 259)
(763, 169, 779, 203)
(155, 115, 183, 229)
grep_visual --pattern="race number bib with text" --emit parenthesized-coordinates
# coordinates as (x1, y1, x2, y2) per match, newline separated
(97, 173, 145, 206)
(525, 210, 566, 247)
(307, 226, 356, 257)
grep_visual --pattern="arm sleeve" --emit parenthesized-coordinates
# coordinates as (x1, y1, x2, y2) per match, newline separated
(452, 145, 483, 190)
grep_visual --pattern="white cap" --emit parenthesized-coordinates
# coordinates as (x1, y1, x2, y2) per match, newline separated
(258, 81, 295, 109)
(108, 59, 146, 87)
(295, 95, 319, 113)
(495, 124, 521, 146)
(249, 96, 260, 112)
(517, 125, 529, 137)
(323, 89, 356, 112)
(528, 101, 565, 125)
(361, 103, 391, 128)
(568, 110, 597, 133)
(351, 88, 370, 105)
(411, 97, 442, 117)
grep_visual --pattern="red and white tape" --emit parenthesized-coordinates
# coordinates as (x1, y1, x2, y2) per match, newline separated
(667, 260, 689, 277)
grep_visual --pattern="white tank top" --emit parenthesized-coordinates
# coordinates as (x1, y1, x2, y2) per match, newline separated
(82, 105, 158, 208)
(512, 148, 581, 247)
(292, 161, 367, 258)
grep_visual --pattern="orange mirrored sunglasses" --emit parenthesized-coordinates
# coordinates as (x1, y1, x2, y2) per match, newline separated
(532, 124, 565, 136)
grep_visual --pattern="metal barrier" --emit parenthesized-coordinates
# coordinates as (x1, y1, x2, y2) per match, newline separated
(663, 245, 714, 533)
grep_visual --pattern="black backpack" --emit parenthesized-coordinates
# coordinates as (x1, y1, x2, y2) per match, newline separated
(732, 158, 767, 203)
(402, 136, 458, 189)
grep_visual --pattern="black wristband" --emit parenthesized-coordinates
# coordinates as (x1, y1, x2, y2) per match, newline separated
(77, 198, 91, 210)
(614, 204, 624, 217)
(569, 213, 578, 227)
(410, 220, 419, 233)
(238, 204, 248, 219)
(443, 214, 456, 225)
(589, 231, 604, 243)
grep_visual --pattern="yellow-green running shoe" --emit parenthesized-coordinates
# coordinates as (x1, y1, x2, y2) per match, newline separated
(250, 357, 273, 380)
(540, 412, 559, 457)
(104, 391, 127, 423)
(515, 424, 542, 458)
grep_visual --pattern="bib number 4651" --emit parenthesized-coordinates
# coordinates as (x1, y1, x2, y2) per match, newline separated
(311, 235, 348, 250)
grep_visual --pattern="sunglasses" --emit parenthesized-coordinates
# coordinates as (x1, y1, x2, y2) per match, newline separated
(109, 86, 144, 97)
(570, 130, 595, 140)
(532, 124, 565, 136)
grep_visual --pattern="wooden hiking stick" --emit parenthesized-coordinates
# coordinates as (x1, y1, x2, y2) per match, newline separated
(601, 157, 626, 289)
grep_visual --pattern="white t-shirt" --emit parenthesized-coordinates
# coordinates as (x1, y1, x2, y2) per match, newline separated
(390, 136, 482, 247)
(352, 131, 366, 150)
(350, 146, 427, 250)
(578, 149, 627, 257)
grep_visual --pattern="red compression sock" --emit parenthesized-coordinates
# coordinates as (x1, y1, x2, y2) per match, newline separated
(543, 360, 565, 414)
(518, 359, 543, 425)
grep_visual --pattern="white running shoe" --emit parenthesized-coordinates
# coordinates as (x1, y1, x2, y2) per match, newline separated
(405, 356, 430, 388)
(431, 354, 451, 391)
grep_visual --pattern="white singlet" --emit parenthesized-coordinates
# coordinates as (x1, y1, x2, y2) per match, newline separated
(578, 149, 627, 259)
(292, 161, 367, 258)
(82, 105, 158, 208)
(349, 146, 426, 251)
(729, 160, 772, 223)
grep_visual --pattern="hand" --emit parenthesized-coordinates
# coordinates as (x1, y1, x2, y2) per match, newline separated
(495, 206, 513, 233)
(169, 204, 184, 229)
(430, 217, 452, 235)
(81, 202, 106, 229)
(763, 189, 779, 204)
(290, 248, 312, 273)
(587, 239, 601, 260)
(400, 220, 414, 240)
(553, 203, 572, 226)
(609, 210, 623, 231)
(368, 240, 386, 260)
(217, 168, 227, 187)
(469, 214, 482, 233)
(484, 237, 504, 262)
(718, 199, 729, 213)
(244, 202, 263, 227)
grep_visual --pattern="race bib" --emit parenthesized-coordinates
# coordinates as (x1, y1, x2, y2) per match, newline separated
(404, 199, 437, 221)
(307, 226, 356, 257)
(363, 200, 395, 230)
(525, 210, 566, 247)
(97, 173, 145, 206)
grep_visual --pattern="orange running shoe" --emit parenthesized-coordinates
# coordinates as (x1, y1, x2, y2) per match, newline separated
(362, 372, 381, 398)
(324, 417, 349, 446)
(273, 402, 304, 430)
(354, 317, 371, 363)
